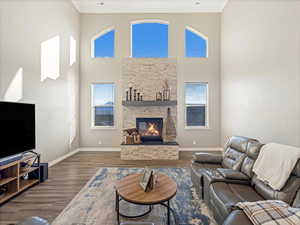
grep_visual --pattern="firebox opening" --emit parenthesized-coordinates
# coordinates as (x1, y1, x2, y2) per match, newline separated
(136, 118, 163, 143)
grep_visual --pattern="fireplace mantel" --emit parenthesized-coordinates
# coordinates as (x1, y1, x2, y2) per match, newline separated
(122, 100, 177, 107)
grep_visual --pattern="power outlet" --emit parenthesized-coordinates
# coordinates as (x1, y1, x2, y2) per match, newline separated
(98, 140, 102, 145)
(193, 140, 197, 145)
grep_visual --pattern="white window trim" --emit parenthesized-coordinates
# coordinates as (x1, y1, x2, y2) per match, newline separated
(91, 26, 115, 59)
(90, 83, 116, 130)
(185, 26, 209, 58)
(184, 82, 210, 130)
(130, 19, 169, 58)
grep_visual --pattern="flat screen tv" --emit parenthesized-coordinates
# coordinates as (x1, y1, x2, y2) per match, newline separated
(0, 102, 35, 159)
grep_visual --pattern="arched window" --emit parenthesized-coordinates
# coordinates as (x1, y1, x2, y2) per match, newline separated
(91, 27, 115, 58)
(131, 21, 168, 58)
(185, 27, 208, 58)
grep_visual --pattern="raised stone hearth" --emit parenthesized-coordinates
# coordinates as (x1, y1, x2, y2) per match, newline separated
(121, 144, 179, 160)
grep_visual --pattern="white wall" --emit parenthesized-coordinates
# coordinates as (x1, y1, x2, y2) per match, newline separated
(0, 0, 81, 162)
(221, 0, 300, 147)
(80, 13, 221, 148)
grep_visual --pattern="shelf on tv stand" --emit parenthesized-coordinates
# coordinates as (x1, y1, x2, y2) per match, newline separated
(0, 152, 40, 205)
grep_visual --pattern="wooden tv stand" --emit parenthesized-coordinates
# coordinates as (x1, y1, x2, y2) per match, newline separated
(0, 153, 40, 204)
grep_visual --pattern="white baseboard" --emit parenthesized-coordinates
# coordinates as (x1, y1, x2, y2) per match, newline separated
(179, 147, 223, 152)
(78, 147, 223, 152)
(79, 147, 121, 152)
(48, 149, 80, 167)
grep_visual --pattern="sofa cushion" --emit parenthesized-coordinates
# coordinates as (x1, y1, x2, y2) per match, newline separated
(253, 175, 300, 205)
(241, 157, 255, 178)
(292, 159, 300, 177)
(247, 140, 263, 159)
(223, 210, 252, 225)
(210, 182, 263, 219)
(193, 152, 222, 164)
(241, 140, 263, 178)
(229, 136, 250, 153)
(222, 147, 246, 170)
(292, 189, 300, 208)
(217, 168, 249, 181)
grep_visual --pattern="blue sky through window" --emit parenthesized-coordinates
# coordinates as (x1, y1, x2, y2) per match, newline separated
(93, 84, 114, 106)
(185, 29, 207, 58)
(94, 30, 115, 58)
(132, 23, 168, 58)
(185, 83, 207, 105)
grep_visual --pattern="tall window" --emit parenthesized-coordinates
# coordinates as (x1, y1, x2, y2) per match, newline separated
(91, 83, 115, 128)
(185, 83, 208, 128)
(131, 22, 168, 58)
(92, 28, 115, 58)
(185, 27, 208, 58)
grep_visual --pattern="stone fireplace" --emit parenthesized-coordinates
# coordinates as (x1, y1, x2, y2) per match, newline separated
(121, 58, 179, 160)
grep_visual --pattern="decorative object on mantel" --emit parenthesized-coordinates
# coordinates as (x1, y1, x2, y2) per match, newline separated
(165, 107, 177, 142)
(123, 128, 141, 144)
(126, 85, 143, 102)
(156, 79, 171, 101)
(156, 92, 162, 101)
(122, 100, 177, 107)
(129, 87, 132, 101)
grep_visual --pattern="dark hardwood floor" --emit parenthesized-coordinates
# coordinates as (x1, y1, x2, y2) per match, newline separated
(0, 151, 194, 225)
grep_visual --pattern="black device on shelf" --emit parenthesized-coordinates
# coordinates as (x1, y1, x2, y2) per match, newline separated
(30, 163, 48, 183)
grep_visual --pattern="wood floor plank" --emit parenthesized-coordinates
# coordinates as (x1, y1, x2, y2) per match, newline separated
(0, 151, 196, 225)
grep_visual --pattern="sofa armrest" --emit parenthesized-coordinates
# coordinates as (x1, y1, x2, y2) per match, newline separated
(193, 152, 223, 164)
(223, 210, 252, 225)
(217, 168, 250, 181)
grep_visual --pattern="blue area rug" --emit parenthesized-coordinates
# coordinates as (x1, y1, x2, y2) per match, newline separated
(52, 168, 216, 225)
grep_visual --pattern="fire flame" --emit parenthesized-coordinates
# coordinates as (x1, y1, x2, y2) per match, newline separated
(144, 123, 160, 136)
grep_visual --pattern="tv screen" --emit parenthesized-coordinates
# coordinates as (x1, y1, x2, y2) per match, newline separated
(0, 102, 35, 159)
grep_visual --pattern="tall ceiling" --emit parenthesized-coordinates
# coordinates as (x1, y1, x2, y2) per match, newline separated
(72, 0, 228, 14)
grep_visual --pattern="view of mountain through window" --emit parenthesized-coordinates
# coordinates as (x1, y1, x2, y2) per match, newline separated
(185, 83, 208, 127)
(92, 84, 115, 127)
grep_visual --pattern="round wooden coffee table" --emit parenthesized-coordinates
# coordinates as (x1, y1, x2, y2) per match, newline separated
(115, 173, 177, 225)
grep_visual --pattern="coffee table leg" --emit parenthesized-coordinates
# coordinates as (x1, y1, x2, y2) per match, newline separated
(115, 190, 120, 225)
(167, 200, 170, 225)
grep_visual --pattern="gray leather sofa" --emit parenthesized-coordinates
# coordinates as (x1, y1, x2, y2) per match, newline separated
(191, 136, 300, 225)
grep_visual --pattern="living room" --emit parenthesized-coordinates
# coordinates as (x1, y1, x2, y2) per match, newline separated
(0, 0, 299, 225)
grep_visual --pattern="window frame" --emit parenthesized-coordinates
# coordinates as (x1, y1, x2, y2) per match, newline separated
(185, 26, 209, 58)
(184, 82, 209, 129)
(91, 26, 115, 59)
(90, 83, 116, 130)
(130, 20, 169, 58)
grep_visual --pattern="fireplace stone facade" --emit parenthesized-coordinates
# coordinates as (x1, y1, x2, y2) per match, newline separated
(121, 58, 179, 160)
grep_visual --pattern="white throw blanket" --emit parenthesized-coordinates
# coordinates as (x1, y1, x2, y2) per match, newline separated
(253, 143, 300, 191)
